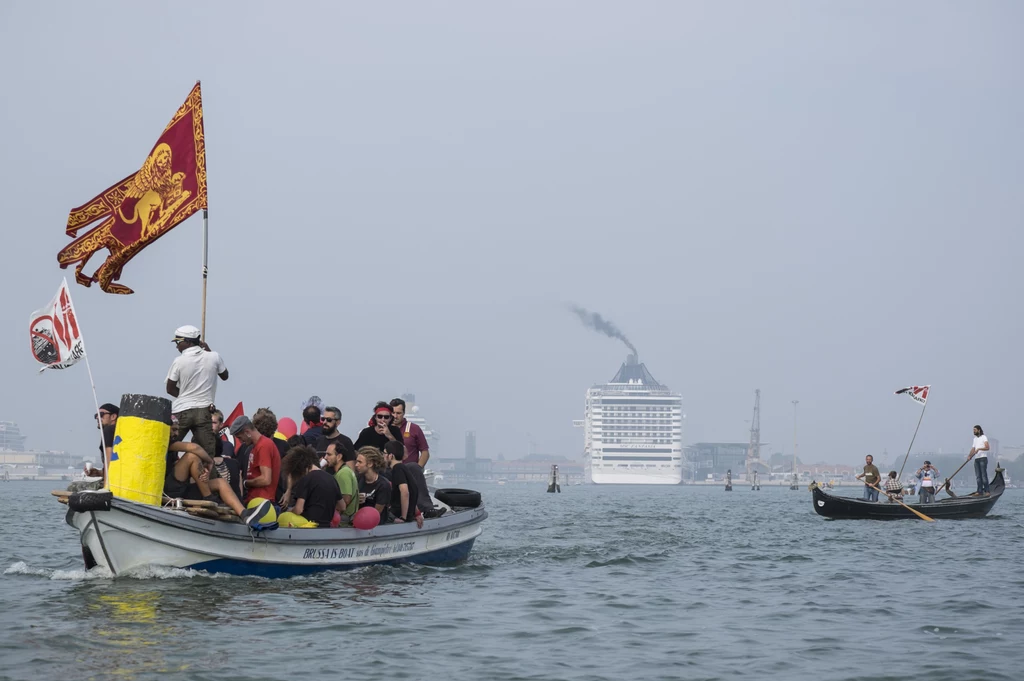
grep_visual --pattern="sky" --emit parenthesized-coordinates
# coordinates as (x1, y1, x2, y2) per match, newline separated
(1, 2, 1021, 466)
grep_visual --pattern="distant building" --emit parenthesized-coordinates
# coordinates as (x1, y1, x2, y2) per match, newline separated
(465, 431, 476, 460)
(689, 442, 748, 478)
(0, 422, 28, 451)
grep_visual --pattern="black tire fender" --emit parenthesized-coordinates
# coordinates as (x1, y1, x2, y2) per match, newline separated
(435, 488, 481, 508)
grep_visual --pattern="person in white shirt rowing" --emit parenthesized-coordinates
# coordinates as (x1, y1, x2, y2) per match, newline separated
(165, 325, 228, 460)
(968, 424, 991, 496)
(915, 460, 940, 504)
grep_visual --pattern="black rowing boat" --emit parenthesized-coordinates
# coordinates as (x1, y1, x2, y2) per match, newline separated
(810, 468, 1006, 520)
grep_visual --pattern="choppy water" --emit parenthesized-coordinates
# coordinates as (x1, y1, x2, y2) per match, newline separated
(1, 480, 1022, 681)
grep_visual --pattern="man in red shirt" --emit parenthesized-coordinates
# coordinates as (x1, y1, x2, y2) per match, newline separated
(390, 397, 429, 467)
(230, 415, 281, 505)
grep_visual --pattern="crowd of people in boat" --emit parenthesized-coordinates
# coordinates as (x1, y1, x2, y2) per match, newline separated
(853, 425, 992, 504)
(88, 325, 440, 528)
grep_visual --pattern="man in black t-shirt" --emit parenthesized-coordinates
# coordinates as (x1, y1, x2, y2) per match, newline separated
(355, 447, 392, 521)
(384, 443, 423, 528)
(313, 406, 355, 459)
(353, 402, 403, 452)
(280, 445, 341, 527)
(88, 402, 120, 477)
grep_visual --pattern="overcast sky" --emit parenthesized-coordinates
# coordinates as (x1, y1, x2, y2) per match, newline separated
(1, 2, 1021, 465)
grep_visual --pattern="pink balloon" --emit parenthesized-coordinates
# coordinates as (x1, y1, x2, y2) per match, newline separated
(330, 510, 341, 528)
(352, 507, 380, 530)
(277, 417, 298, 439)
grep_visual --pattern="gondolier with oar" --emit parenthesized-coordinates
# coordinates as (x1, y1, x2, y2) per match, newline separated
(855, 455, 882, 502)
(968, 425, 991, 496)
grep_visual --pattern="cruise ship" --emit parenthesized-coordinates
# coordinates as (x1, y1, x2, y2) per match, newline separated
(580, 355, 683, 485)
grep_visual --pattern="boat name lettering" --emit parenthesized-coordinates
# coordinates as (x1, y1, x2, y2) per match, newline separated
(302, 541, 417, 562)
(302, 547, 357, 560)
(445, 529, 461, 541)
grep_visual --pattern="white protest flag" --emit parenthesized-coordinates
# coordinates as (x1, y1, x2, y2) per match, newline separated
(29, 279, 86, 372)
(894, 385, 930, 406)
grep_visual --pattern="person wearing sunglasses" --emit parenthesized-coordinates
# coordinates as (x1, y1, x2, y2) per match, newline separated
(353, 402, 403, 452)
(312, 406, 355, 461)
(87, 402, 120, 478)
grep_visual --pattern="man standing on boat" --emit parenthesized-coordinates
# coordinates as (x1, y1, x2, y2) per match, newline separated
(855, 455, 881, 501)
(968, 425, 991, 496)
(390, 398, 429, 467)
(915, 461, 940, 504)
(166, 325, 228, 459)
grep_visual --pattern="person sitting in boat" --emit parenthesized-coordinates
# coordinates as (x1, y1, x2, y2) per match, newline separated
(277, 445, 341, 528)
(166, 424, 269, 526)
(384, 442, 424, 528)
(230, 415, 282, 509)
(253, 407, 290, 504)
(883, 471, 903, 502)
(355, 447, 392, 520)
(353, 402, 403, 452)
(390, 397, 429, 467)
(301, 405, 324, 446)
(211, 408, 235, 458)
(323, 441, 359, 525)
(312, 406, 355, 460)
(854, 455, 881, 502)
(915, 461, 940, 504)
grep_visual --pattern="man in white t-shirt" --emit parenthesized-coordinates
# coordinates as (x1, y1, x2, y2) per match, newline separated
(968, 424, 991, 496)
(165, 325, 228, 459)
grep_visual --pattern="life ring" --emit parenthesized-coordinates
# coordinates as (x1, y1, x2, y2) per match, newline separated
(435, 488, 481, 508)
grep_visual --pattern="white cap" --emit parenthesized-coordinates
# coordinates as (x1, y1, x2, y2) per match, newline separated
(172, 325, 201, 342)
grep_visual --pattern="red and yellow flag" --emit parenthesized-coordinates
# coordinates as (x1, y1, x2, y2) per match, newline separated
(57, 84, 207, 294)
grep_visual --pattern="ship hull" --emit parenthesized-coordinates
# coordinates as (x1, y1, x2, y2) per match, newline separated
(591, 470, 682, 485)
(66, 496, 486, 577)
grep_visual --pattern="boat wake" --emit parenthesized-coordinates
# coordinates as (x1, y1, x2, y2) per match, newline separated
(3, 560, 230, 581)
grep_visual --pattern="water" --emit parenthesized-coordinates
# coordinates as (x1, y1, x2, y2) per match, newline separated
(2, 480, 1023, 681)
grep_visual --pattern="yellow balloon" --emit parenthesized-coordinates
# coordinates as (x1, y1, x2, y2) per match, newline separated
(246, 497, 277, 524)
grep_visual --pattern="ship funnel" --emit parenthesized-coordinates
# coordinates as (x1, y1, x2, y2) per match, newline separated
(626, 353, 638, 366)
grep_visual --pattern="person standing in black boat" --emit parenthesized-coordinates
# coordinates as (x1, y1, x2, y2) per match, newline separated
(915, 461, 940, 504)
(855, 455, 881, 501)
(353, 402, 403, 452)
(968, 425, 990, 496)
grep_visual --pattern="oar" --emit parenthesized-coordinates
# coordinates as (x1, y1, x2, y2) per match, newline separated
(936, 458, 972, 498)
(866, 481, 935, 522)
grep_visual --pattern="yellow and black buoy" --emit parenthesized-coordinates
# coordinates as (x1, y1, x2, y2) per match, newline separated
(107, 394, 173, 506)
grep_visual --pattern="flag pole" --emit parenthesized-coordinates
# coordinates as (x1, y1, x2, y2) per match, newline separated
(201, 207, 208, 339)
(83, 352, 109, 488)
(196, 79, 209, 341)
(897, 401, 928, 481)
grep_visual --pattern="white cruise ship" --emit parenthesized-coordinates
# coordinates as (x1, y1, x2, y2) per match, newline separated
(581, 354, 683, 485)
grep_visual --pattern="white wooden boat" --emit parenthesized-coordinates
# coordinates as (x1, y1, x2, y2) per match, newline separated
(64, 491, 486, 577)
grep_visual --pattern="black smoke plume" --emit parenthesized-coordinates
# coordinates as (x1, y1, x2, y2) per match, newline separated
(569, 305, 637, 355)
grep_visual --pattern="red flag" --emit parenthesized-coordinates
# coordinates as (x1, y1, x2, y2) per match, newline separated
(895, 386, 929, 405)
(224, 401, 244, 430)
(57, 84, 207, 294)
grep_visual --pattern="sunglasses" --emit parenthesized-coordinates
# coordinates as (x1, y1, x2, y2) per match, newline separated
(375, 414, 392, 420)
(94, 412, 110, 419)
(323, 417, 338, 423)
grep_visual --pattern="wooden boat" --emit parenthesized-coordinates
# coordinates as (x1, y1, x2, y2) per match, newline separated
(810, 468, 1005, 520)
(59, 490, 486, 577)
